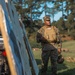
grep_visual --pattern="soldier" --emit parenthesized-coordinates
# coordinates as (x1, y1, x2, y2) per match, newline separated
(36, 15, 62, 75)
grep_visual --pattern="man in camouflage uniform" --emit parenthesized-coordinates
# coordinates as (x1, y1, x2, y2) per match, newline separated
(36, 16, 62, 75)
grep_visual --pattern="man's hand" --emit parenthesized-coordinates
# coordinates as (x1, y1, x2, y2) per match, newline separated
(58, 48, 61, 54)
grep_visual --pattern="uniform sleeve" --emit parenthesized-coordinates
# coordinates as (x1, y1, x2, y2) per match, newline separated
(56, 28, 62, 49)
(36, 32, 42, 43)
(36, 27, 48, 43)
(36, 27, 44, 43)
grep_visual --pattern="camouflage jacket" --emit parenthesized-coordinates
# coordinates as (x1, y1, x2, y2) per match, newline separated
(36, 25, 62, 51)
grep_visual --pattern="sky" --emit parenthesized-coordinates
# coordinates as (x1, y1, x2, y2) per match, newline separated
(39, 2, 63, 22)
(53, 12, 62, 21)
(39, 11, 62, 22)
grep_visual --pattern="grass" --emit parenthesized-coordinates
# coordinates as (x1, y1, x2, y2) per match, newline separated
(32, 40, 75, 75)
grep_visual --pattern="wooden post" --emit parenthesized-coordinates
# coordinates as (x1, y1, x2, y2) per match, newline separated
(0, 5, 17, 75)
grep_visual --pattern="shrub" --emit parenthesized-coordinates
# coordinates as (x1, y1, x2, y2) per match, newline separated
(69, 30, 75, 40)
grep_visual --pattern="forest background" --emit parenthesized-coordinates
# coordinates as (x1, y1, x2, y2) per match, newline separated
(12, 1, 75, 75)
(12, 0, 75, 48)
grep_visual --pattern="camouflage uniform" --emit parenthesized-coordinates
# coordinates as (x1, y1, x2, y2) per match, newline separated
(36, 16, 62, 75)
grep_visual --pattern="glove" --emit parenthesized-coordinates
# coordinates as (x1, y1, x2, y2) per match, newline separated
(57, 54, 64, 64)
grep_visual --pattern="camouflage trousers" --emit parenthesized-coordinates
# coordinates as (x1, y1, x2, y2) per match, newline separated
(41, 49, 58, 75)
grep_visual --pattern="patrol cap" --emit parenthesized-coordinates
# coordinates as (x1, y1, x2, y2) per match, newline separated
(43, 15, 50, 21)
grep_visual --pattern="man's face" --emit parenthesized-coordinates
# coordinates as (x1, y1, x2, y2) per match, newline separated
(44, 20, 51, 26)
